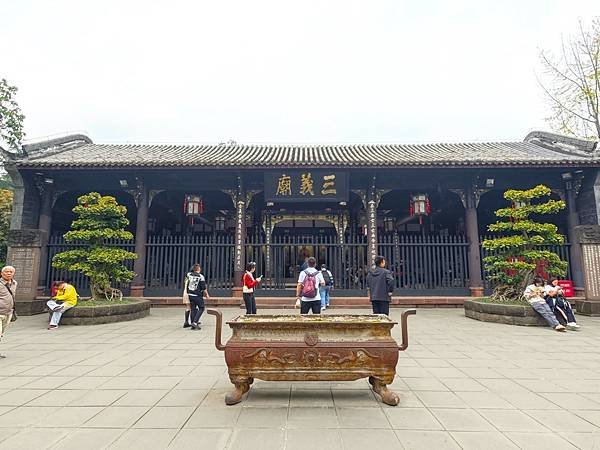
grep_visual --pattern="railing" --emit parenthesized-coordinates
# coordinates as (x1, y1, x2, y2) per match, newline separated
(45, 233, 573, 296)
(45, 235, 135, 295)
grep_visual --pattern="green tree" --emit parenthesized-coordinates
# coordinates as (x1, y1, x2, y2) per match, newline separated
(482, 185, 568, 302)
(539, 18, 600, 140)
(0, 189, 13, 265)
(0, 78, 26, 152)
(52, 192, 137, 300)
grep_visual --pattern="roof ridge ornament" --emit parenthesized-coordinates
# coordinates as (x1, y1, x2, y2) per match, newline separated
(524, 130, 598, 155)
(20, 133, 93, 159)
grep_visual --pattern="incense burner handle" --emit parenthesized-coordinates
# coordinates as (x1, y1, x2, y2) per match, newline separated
(207, 309, 226, 351)
(398, 308, 416, 351)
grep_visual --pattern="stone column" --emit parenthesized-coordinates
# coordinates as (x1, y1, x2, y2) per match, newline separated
(6, 230, 45, 314)
(565, 185, 584, 290)
(574, 225, 600, 315)
(366, 184, 378, 266)
(130, 183, 149, 297)
(232, 180, 246, 298)
(36, 185, 54, 295)
(465, 186, 484, 296)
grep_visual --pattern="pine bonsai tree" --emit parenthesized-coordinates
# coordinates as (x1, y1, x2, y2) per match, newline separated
(52, 192, 137, 300)
(482, 185, 568, 302)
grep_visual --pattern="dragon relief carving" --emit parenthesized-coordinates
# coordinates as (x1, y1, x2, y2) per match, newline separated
(240, 348, 381, 366)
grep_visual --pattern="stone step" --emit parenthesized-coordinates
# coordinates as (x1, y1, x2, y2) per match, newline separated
(146, 296, 468, 309)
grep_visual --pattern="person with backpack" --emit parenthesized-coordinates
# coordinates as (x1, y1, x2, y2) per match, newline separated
(366, 256, 395, 315)
(295, 257, 325, 314)
(186, 264, 209, 330)
(320, 264, 334, 310)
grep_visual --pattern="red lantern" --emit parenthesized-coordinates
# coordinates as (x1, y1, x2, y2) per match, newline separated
(184, 195, 204, 225)
(409, 194, 430, 225)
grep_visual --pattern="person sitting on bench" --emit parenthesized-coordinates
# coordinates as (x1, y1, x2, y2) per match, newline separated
(544, 277, 580, 331)
(523, 276, 566, 332)
(46, 280, 78, 330)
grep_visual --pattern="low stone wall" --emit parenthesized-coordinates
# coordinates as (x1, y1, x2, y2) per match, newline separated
(464, 300, 546, 326)
(59, 299, 151, 325)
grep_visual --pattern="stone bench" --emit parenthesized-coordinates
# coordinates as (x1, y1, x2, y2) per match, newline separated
(464, 300, 547, 326)
(51, 299, 151, 325)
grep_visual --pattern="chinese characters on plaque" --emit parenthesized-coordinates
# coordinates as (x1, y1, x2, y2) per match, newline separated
(267, 171, 348, 202)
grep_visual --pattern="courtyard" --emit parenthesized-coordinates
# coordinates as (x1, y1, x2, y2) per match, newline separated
(0, 307, 599, 450)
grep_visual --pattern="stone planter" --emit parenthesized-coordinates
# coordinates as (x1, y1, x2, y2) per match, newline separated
(464, 300, 546, 326)
(58, 299, 151, 325)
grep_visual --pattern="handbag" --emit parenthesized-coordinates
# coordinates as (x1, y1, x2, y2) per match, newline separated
(2, 282, 17, 322)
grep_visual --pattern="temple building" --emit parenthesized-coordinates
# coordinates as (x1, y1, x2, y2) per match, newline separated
(4, 131, 600, 311)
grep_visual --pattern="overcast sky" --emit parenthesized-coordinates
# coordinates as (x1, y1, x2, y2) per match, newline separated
(2, 1, 599, 145)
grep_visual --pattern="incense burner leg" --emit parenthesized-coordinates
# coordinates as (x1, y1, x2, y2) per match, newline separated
(225, 375, 253, 405)
(369, 376, 400, 406)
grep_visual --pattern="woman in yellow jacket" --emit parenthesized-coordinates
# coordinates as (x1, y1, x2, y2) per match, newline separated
(47, 280, 78, 330)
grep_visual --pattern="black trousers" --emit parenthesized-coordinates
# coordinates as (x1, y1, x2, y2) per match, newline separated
(189, 296, 205, 324)
(300, 300, 321, 314)
(546, 296, 576, 325)
(243, 292, 257, 314)
(372, 301, 390, 315)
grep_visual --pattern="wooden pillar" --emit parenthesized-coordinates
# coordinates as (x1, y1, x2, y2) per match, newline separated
(366, 180, 378, 265)
(465, 186, 484, 296)
(36, 184, 54, 295)
(232, 178, 246, 298)
(565, 185, 584, 289)
(130, 182, 149, 297)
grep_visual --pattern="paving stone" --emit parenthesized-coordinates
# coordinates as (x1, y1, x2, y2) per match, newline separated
(290, 389, 334, 407)
(168, 428, 231, 450)
(394, 430, 461, 449)
(83, 406, 149, 428)
(455, 391, 515, 409)
(385, 407, 443, 430)
(184, 406, 241, 428)
(287, 407, 338, 429)
(113, 390, 168, 406)
(336, 406, 390, 429)
(108, 428, 178, 449)
(450, 431, 519, 449)
(156, 389, 208, 407)
(477, 409, 549, 432)
(285, 429, 343, 450)
(227, 428, 285, 450)
(340, 429, 402, 450)
(430, 408, 495, 431)
(504, 432, 579, 449)
(236, 407, 288, 428)
(523, 409, 599, 432)
(132, 406, 195, 429)
(414, 391, 469, 408)
(52, 428, 124, 449)
(0, 390, 47, 406)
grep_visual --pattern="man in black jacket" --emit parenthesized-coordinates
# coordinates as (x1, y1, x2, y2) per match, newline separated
(366, 256, 394, 315)
(186, 264, 209, 330)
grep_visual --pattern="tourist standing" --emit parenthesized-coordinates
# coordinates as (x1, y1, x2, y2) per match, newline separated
(187, 264, 209, 330)
(47, 280, 78, 330)
(319, 264, 334, 310)
(243, 262, 262, 314)
(0, 266, 17, 358)
(366, 256, 394, 315)
(524, 276, 566, 332)
(296, 257, 325, 314)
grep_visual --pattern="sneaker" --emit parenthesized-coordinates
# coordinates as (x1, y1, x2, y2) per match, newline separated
(0, 354, 6, 359)
(322, 306, 326, 310)
(183, 323, 191, 328)
(51, 306, 63, 312)
(567, 322, 581, 331)
(554, 324, 566, 332)
(190, 323, 200, 330)
(47, 325, 58, 330)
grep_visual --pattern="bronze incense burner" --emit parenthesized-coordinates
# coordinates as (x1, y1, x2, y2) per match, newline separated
(207, 309, 416, 406)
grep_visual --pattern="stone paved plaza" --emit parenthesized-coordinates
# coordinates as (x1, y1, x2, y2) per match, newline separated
(0, 307, 600, 449)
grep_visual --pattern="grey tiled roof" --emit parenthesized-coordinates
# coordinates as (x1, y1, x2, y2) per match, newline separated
(13, 132, 600, 169)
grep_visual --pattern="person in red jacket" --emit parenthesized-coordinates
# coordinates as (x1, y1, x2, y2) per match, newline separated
(242, 262, 262, 314)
